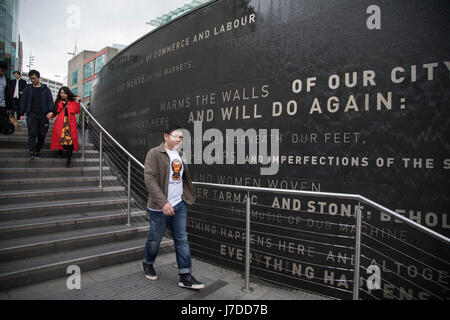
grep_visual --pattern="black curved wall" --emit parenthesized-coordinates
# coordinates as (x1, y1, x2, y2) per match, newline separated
(91, 0, 450, 299)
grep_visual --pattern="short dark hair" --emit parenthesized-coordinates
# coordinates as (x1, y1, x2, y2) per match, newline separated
(13, 71, 21, 75)
(0, 62, 7, 70)
(28, 70, 41, 78)
(164, 124, 183, 135)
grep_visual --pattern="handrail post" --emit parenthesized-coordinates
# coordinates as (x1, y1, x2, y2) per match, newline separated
(81, 110, 85, 160)
(353, 201, 362, 300)
(99, 130, 103, 188)
(127, 157, 131, 226)
(242, 193, 253, 293)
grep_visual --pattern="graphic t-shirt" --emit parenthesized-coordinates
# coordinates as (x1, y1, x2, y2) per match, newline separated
(166, 149, 184, 207)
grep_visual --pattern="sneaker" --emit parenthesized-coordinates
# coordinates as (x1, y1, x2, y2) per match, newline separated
(30, 152, 36, 160)
(35, 152, 41, 159)
(142, 262, 157, 280)
(178, 274, 204, 290)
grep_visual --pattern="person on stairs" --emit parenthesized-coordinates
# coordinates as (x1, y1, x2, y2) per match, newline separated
(11, 71, 28, 120)
(0, 62, 14, 132)
(50, 87, 80, 167)
(142, 124, 204, 290)
(19, 70, 54, 159)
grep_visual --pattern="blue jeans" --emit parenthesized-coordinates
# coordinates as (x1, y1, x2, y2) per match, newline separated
(143, 201, 192, 275)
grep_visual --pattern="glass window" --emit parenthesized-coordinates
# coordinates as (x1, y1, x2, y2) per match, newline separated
(72, 87, 78, 95)
(72, 70, 78, 85)
(83, 80, 92, 98)
(84, 61, 93, 79)
(1, 0, 19, 77)
(95, 54, 105, 74)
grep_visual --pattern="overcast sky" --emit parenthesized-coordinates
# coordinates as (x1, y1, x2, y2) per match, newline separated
(20, 0, 191, 82)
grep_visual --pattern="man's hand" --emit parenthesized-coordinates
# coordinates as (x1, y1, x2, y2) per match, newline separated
(162, 203, 175, 216)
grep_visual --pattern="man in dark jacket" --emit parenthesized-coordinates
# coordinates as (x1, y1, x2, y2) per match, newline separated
(19, 70, 54, 159)
(142, 124, 203, 290)
(0, 62, 14, 132)
(11, 71, 28, 120)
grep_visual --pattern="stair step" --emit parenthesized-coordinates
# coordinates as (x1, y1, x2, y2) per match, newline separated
(0, 225, 148, 261)
(0, 197, 129, 221)
(0, 158, 101, 168)
(0, 149, 99, 159)
(3, 132, 50, 139)
(0, 166, 111, 179)
(0, 176, 118, 192)
(0, 237, 175, 290)
(0, 138, 95, 150)
(0, 210, 147, 240)
(0, 186, 125, 205)
(0, 124, 163, 291)
(0, 131, 51, 137)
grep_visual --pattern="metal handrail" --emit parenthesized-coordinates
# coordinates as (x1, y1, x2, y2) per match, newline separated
(192, 182, 450, 245)
(79, 102, 450, 300)
(80, 103, 144, 169)
(81, 103, 144, 226)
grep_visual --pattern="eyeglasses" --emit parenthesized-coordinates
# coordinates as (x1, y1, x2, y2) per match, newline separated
(169, 134, 184, 140)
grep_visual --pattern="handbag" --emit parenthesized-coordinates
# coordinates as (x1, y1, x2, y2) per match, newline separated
(10, 116, 20, 131)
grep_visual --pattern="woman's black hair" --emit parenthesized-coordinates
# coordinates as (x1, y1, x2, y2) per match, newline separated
(54, 86, 77, 113)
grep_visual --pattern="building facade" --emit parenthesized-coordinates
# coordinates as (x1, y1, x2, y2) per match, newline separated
(68, 47, 120, 103)
(0, 0, 22, 76)
(68, 50, 96, 99)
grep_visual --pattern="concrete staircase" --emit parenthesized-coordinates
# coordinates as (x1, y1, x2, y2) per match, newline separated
(0, 124, 152, 290)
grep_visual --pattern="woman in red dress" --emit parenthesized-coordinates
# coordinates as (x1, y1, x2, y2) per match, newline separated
(50, 87, 80, 167)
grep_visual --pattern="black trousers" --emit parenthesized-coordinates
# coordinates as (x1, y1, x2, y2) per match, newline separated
(13, 98, 21, 120)
(27, 113, 49, 154)
(0, 107, 7, 131)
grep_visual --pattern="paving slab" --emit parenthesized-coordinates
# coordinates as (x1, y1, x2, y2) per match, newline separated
(0, 252, 331, 300)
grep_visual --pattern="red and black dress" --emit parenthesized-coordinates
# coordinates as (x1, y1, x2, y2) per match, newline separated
(50, 100, 80, 152)
(59, 102, 73, 149)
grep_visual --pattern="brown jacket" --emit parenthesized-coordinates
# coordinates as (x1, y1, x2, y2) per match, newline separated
(144, 143, 196, 210)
